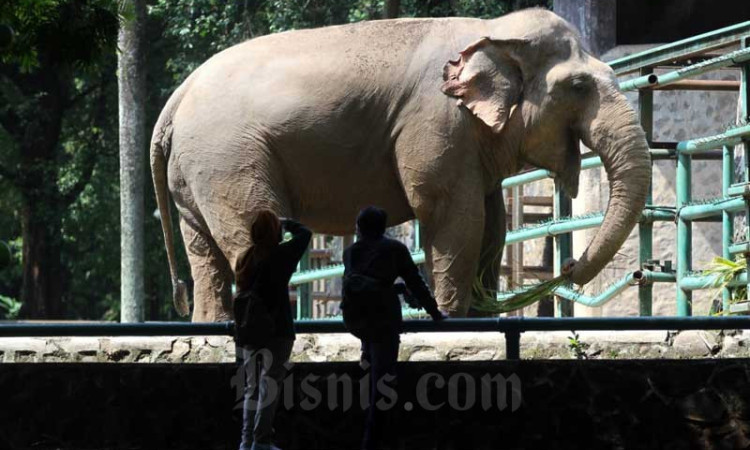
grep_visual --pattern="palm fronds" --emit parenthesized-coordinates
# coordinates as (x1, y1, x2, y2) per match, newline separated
(472, 275, 570, 314)
(702, 255, 747, 303)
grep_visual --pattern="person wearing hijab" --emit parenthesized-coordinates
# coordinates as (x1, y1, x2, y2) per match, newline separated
(235, 210, 311, 450)
(343, 206, 446, 450)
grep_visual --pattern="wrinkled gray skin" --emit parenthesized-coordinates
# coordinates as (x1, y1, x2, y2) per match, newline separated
(151, 9, 651, 321)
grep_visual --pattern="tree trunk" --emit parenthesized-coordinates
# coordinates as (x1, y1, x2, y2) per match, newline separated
(118, 0, 147, 323)
(14, 71, 67, 320)
(19, 201, 65, 319)
(384, 0, 400, 18)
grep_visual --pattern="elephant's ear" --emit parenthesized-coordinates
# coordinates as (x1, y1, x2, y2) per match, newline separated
(441, 37, 526, 133)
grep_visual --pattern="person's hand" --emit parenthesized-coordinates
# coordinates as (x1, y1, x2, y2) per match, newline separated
(430, 310, 449, 321)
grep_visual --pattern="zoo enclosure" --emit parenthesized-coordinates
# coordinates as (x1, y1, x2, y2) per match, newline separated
(6, 23, 750, 362)
(287, 20, 750, 319)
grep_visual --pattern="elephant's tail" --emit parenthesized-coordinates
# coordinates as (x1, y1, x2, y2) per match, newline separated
(150, 79, 193, 317)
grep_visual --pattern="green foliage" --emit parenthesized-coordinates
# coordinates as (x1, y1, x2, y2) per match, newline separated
(0, 0, 120, 72)
(702, 255, 747, 314)
(0, 0, 121, 319)
(0, 294, 22, 319)
(567, 331, 589, 360)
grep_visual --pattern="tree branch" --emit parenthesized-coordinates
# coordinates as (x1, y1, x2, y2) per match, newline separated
(63, 79, 106, 110)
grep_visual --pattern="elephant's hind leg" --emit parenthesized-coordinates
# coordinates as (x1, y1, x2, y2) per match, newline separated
(180, 219, 234, 322)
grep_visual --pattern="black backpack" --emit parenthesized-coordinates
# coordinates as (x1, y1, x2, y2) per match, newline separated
(341, 248, 392, 340)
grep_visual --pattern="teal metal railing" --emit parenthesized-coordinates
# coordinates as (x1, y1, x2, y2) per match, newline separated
(288, 20, 750, 319)
(4, 316, 750, 360)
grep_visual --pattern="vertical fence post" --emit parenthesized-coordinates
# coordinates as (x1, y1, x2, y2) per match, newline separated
(503, 317, 521, 360)
(413, 220, 420, 251)
(297, 246, 312, 319)
(742, 37, 750, 307)
(722, 143, 734, 313)
(510, 185, 524, 317)
(638, 68, 654, 316)
(554, 182, 574, 317)
(676, 149, 692, 316)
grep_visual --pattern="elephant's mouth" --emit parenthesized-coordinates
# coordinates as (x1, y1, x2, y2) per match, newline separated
(559, 128, 582, 199)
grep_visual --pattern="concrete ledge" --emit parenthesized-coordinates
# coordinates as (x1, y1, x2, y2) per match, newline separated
(1, 329, 748, 362)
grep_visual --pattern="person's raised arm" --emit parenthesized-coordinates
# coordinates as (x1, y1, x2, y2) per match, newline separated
(396, 243, 445, 321)
(278, 218, 312, 275)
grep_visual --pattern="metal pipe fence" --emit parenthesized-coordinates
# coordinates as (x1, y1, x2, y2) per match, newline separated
(4, 316, 750, 360)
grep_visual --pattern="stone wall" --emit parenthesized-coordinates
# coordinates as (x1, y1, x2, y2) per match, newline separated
(4, 330, 750, 363)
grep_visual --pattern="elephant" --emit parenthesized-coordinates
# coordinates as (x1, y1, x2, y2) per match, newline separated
(151, 8, 651, 321)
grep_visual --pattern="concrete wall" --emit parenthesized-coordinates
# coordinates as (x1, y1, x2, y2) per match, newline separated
(3, 359, 750, 449)
(4, 330, 750, 363)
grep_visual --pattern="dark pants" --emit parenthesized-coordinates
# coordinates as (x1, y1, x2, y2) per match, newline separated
(360, 334, 400, 450)
(240, 338, 294, 450)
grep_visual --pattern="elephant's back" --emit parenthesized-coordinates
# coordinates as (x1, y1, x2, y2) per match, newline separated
(166, 17, 490, 234)
(176, 17, 487, 117)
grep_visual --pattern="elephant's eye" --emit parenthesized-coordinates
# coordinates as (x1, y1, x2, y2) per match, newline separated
(568, 75, 592, 94)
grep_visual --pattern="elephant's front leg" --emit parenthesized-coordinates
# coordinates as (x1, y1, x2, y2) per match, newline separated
(427, 194, 485, 316)
(475, 189, 506, 303)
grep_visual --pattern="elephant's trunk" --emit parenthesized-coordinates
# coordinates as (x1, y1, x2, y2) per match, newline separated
(568, 88, 651, 285)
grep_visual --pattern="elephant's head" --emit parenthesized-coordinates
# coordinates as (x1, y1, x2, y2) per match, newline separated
(441, 9, 651, 286)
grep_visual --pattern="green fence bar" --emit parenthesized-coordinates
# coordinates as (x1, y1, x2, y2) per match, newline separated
(619, 47, 750, 92)
(727, 183, 750, 197)
(501, 155, 603, 189)
(680, 197, 746, 221)
(502, 146, 723, 192)
(675, 124, 750, 154)
(501, 167, 554, 189)
(676, 149, 692, 316)
(552, 270, 675, 308)
(729, 242, 750, 254)
(639, 69, 655, 316)
(680, 272, 747, 291)
(290, 251, 426, 285)
(290, 211, 675, 286)
(506, 214, 602, 245)
(507, 210, 674, 245)
(723, 144, 735, 313)
(608, 20, 750, 75)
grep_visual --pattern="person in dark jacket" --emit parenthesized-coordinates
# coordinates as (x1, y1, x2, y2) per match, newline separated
(343, 206, 446, 450)
(234, 210, 312, 450)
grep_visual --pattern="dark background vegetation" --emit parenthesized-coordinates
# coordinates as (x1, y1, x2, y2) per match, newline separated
(0, 0, 551, 321)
